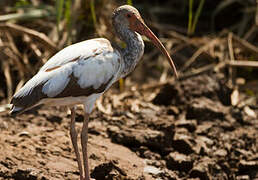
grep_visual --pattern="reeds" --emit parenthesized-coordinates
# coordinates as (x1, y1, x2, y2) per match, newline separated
(187, 0, 205, 35)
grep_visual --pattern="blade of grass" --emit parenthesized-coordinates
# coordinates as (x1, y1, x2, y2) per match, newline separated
(127, 0, 133, 6)
(56, 0, 64, 34)
(15, 0, 29, 7)
(119, 78, 124, 92)
(90, 0, 97, 28)
(187, 0, 193, 35)
(190, 0, 205, 34)
(65, 0, 72, 44)
(65, 0, 71, 27)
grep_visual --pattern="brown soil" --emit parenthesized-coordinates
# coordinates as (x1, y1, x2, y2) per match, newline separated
(0, 73, 258, 180)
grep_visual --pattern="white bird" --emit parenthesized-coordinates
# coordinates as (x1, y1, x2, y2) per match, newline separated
(10, 5, 178, 180)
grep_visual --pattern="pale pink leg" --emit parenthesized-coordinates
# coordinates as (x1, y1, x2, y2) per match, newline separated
(70, 107, 84, 180)
(81, 112, 90, 180)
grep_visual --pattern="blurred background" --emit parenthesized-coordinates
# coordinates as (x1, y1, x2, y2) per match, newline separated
(0, 0, 258, 102)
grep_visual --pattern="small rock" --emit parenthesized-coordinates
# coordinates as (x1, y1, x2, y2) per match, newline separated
(214, 149, 227, 157)
(186, 97, 226, 121)
(13, 168, 38, 180)
(238, 160, 258, 174)
(220, 120, 235, 131)
(236, 175, 250, 180)
(197, 136, 214, 146)
(172, 130, 195, 155)
(144, 165, 161, 175)
(190, 157, 213, 179)
(107, 126, 167, 152)
(46, 115, 62, 123)
(143, 150, 161, 160)
(235, 149, 252, 157)
(0, 162, 11, 179)
(196, 122, 213, 135)
(152, 84, 180, 106)
(231, 108, 244, 123)
(243, 106, 256, 118)
(195, 136, 214, 155)
(107, 125, 120, 133)
(175, 119, 197, 132)
(166, 152, 193, 172)
(91, 161, 127, 180)
(153, 169, 178, 180)
(1, 157, 16, 169)
(18, 131, 31, 138)
(167, 106, 180, 115)
(0, 121, 8, 129)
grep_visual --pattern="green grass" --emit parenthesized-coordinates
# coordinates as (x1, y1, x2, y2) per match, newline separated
(56, 0, 64, 34)
(187, 0, 205, 35)
(127, 0, 133, 6)
(187, 0, 193, 35)
(90, 0, 97, 28)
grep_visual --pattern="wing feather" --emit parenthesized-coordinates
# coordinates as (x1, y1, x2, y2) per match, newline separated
(10, 38, 121, 114)
(40, 38, 111, 72)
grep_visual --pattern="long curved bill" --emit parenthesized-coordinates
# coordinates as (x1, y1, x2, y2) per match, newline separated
(134, 19, 178, 78)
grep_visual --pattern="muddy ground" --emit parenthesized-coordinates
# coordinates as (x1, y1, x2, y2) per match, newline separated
(0, 72, 257, 180)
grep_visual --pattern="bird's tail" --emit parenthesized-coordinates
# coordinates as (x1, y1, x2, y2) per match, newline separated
(9, 105, 24, 117)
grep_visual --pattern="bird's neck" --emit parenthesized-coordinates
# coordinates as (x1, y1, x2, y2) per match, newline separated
(116, 28, 144, 77)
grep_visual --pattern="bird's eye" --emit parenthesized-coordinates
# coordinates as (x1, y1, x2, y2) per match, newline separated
(126, 14, 132, 18)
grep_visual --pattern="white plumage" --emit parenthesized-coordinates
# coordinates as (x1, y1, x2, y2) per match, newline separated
(11, 38, 122, 114)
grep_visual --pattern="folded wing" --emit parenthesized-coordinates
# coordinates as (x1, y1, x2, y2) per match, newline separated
(10, 38, 121, 115)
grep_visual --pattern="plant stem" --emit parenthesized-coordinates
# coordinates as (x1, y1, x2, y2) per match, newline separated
(90, 0, 97, 28)
(65, 0, 72, 44)
(187, 0, 193, 35)
(191, 0, 205, 34)
(127, 0, 133, 6)
(56, 0, 64, 35)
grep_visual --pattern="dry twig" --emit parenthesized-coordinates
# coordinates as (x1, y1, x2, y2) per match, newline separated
(181, 38, 219, 72)
(179, 63, 217, 80)
(232, 33, 258, 54)
(228, 32, 236, 87)
(3, 61, 12, 101)
(226, 60, 258, 68)
(0, 23, 58, 53)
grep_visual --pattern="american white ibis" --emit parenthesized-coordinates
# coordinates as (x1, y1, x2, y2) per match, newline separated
(10, 5, 178, 180)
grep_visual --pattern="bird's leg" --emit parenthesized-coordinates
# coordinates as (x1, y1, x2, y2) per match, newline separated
(70, 107, 84, 180)
(81, 112, 90, 180)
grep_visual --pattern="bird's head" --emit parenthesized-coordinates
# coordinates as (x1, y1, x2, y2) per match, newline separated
(112, 5, 178, 78)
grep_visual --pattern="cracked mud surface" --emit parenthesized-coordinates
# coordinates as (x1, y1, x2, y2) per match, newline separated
(0, 73, 258, 180)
